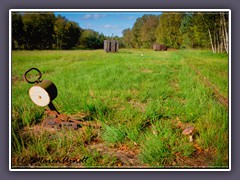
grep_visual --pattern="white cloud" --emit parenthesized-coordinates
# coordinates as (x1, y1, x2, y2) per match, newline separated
(103, 24, 118, 29)
(127, 16, 135, 20)
(82, 14, 106, 20)
(86, 23, 92, 27)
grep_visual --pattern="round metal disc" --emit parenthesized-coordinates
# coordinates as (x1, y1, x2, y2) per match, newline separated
(29, 86, 51, 107)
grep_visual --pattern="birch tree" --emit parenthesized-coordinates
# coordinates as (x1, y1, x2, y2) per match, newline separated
(198, 12, 229, 54)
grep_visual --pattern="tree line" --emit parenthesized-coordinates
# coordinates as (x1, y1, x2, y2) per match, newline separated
(122, 12, 229, 53)
(12, 12, 229, 53)
(12, 12, 112, 50)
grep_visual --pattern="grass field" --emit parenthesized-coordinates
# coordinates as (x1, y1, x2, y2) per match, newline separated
(11, 49, 229, 168)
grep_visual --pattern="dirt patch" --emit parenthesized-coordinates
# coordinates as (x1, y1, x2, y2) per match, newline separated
(140, 68, 153, 73)
(170, 79, 180, 91)
(89, 89, 95, 98)
(169, 118, 217, 168)
(129, 89, 139, 95)
(88, 143, 144, 167)
(128, 100, 146, 113)
(12, 76, 21, 83)
(175, 146, 215, 168)
(21, 110, 101, 137)
(18, 109, 217, 168)
(22, 108, 143, 167)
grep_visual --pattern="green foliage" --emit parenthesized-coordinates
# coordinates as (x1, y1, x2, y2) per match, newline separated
(122, 28, 134, 48)
(12, 13, 24, 49)
(131, 17, 144, 48)
(54, 15, 83, 49)
(79, 29, 104, 49)
(140, 15, 160, 48)
(12, 13, 107, 50)
(179, 13, 210, 49)
(123, 15, 160, 48)
(122, 12, 228, 53)
(12, 11, 229, 53)
(22, 13, 56, 50)
(155, 12, 184, 48)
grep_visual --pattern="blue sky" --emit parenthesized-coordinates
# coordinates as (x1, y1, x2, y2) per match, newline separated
(54, 11, 162, 37)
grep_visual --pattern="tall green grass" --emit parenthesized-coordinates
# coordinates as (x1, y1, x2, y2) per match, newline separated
(11, 49, 229, 168)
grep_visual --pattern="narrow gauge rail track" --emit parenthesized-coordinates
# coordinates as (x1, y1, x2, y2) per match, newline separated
(188, 64, 228, 111)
